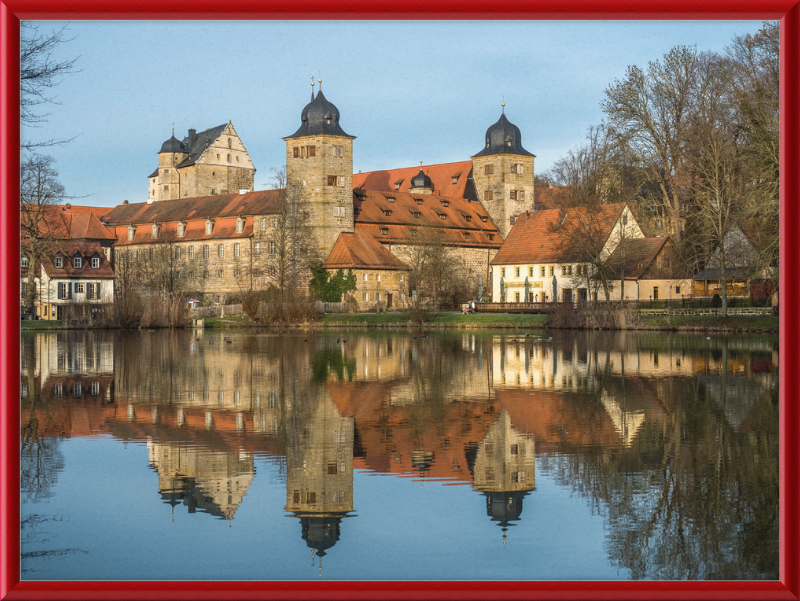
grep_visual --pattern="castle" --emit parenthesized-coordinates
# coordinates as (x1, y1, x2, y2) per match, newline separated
(99, 83, 538, 307)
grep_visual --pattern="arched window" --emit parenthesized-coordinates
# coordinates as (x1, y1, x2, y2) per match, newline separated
(227, 154, 231, 163)
(228, 138, 232, 148)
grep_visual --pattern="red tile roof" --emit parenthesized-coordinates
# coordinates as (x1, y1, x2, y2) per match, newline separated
(490, 203, 627, 265)
(23, 205, 116, 241)
(323, 232, 409, 271)
(102, 190, 283, 225)
(112, 216, 253, 246)
(353, 189, 501, 249)
(603, 237, 669, 279)
(39, 241, 115, 279)
(353, 161, 472, 197)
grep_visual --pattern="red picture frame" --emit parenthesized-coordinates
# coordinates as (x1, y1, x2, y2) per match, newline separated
(2, 2, 798, 599)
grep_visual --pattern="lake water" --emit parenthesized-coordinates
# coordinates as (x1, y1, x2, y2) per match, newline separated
(20, 328, 779, 581)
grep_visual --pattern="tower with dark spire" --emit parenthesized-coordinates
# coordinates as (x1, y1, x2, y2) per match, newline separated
(151, 128, 188, 201)
(471, 104, 536, 238)
(283, 77, 356, 265)
(408, 161, 434, 195)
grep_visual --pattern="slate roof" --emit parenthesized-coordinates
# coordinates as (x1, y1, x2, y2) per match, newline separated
(353, 189, 501, 249)
(102, 190, 283, 225)
(603, 237, 669, 279)
(490, 203, 627, 265)
(323, 232, 409, 271)
(40, 242, 115, 279)
(285, 90, 353, 139)
(176, 123, 229, 168)
(472, 112, 535, 158)
(353, 161, 472, 198)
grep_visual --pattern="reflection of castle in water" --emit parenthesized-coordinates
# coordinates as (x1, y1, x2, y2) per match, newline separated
(285, 394, 354, 570)
(147, 440, 254, 520)
(469, 408, 536, 542)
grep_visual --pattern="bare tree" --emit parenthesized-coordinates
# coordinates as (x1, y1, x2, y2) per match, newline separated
(140, 242, 184, 296)
(602, 45, 699, 238)
(263, 167, 305, 303)
(405, 226, 467, 313)
(20, 23, 80, 150)
(113, 248, 143, 327)
(20, 154, 68, 318)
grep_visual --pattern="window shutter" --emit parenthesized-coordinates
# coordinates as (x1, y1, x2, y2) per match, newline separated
(68, 283, 73, 299)
(293, 147, 299, 158)
(308, 146, 316, 157)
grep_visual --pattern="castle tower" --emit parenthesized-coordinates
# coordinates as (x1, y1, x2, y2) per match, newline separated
(283, 81, 356, 266)
(408, 164, 434, 195)
(152, 133, 189, 201)
(471, 105, 535, 238)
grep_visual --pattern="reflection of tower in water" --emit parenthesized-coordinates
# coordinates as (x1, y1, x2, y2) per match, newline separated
(467, 408, 535, 544)
(285, 395, 354, 576)
(147, 439, 254, 521)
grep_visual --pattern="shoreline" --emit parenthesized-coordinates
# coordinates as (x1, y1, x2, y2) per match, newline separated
(21, 312, 779, 334)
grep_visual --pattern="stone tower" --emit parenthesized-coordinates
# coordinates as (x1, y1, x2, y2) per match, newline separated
(283, 83, 356, 266)
(471, 106, 535, 238)
(408, 164, 434, 195)
(153, 133, 189, 201)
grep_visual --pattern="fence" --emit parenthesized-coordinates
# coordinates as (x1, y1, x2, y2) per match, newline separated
(193, 303, 243, 318)
(317, 301, 348, 313)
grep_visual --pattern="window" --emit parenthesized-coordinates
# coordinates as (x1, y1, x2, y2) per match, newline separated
(484, 190, 493, 201)
(332, 145, 344, 157)
(164, 169, 169, 174)
(510, 164, 517, 174)
(394, 182, 401, 190)
(236, 219, 244, 233)
(386, 197, 395, 203)
(234, 269, 240, 277)
(663, 258, 670, 268)
(515, 267, 520, 277)
(211, 189, 216, 195)
(488, 234, 495, 240)
(327, 175, 337, 186)
(333, 206, 346, 217)
(484, 164, 494, 175)
(234, 243, 240, 257)
(227, 154, 231, 162)
(383, 209, 393, 216)
(549, 266, 554, 276)
(568, 265, 573, 275)
(562, 266, 567, 276)
(375, 292, 380, 301)
(622, 214, 628, 225)
(203, 271, 209, 278)
(175, 247, 181, 260)
(440, 199, 449, 207)
(268, 241, 276, 255)
(21, 282, 27, 299)
(189, 246, 195, 259)
(21, 256, 29, 268)
(254, 242, 261, 256)
(541, 266, 546, 277)
(188, 271, 195, 278)
(338, 176, 346, 187)
(653, 286, 659, 300)
(260, 217, 266, 231)
(164, 185, 168, 191)
(218, 270, 224, 277)
(414, 198, 423, 205)
(438, 213, 446, 220)
(363, 273, 368, 282)
(73, 256, 82, 269)
(509, 190, 517, 201)
(501, 268, 506, 277)
(655, 218, 663, 229)
(203, 245, 209, 259)
(519, 190, 525, 200)
(380, 228, 388, 235)
(91, 257, 100, 269)
(376, 274, 381, 282)
(452, 176, 458, 184)
(510, 216, 516, 225)
(127, 226, 136, 241)
(273, 217, 279, 228)
(205, 221, 213, 235)
(177, 222, 186, 237)
(85, 283, 93, 298)
(363, 292, 368, 301)
(676, 286, 681, 294)
(529, 267, 534, 277)
(58, 282, 70, 299)
(136, 249, 142, 262)
(218, 244, 224, 258)
(464, 215, 471, 222)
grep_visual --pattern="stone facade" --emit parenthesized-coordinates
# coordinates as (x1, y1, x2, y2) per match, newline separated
(471, 154, 535, 239)
(350, 268, 409, 310)
(149, 123, 256, 202)
(284, 134, 354, 266)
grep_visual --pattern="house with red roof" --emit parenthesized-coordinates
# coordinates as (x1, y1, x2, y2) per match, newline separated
(602, 236, 692, 301)
(489, 203, 643, 303)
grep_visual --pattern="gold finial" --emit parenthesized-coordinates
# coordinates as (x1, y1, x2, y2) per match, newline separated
(501, 101, 505, 114)
(172, 123, 174, 135)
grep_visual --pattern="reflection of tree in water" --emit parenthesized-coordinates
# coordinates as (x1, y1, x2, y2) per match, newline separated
(539, 370, 778, 580)
(312, 348, 356, 382)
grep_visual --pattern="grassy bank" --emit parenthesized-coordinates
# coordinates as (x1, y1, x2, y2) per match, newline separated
(21, 312, 778, 333)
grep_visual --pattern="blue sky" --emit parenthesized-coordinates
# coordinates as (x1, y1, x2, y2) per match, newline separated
(24, 20, 771, 207)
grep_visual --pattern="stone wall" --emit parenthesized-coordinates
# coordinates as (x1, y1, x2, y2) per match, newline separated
(471, 154, 535, 239)
(346, 268, 409, 311)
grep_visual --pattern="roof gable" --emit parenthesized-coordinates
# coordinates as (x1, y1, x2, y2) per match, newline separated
(323, 232, 409, 271)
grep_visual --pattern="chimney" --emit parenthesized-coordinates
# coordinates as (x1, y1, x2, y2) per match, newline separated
(188, 128, 196, 148)
(123, 199, 129, 205)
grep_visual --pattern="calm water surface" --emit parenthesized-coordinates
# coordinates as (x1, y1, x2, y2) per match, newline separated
(20, 329, 779, 581)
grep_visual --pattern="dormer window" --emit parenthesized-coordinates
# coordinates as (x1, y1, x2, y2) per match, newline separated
(54, 255, 64, 269)
(177, 221, 186, 237)
(464, 215, 472, 222)
(462, 232, 470, 239)
(412, 211, 421, 218)
(438, 213, 446, 220)
(488, 234, 495, 240)
(394, 180, 403, 190)
(440, 200, 449, 207)
(127, 225, 136, 241)
(383, 209, 392, 216)
(452, 176, 459, 184)
(205, 219, 214, 235)
(387, 197, 395, 203)
(380, 227, 388, 235)
(21, 256, 29, 268)
(415, 198, 423, 205)
(480, 215, 488, 222)
(151, 223, 160, 239)
(236, 217, 244, 233)
(91, 257, 100, 269)
(73, 256, 82, 269)
(325, 113, 332, 125)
